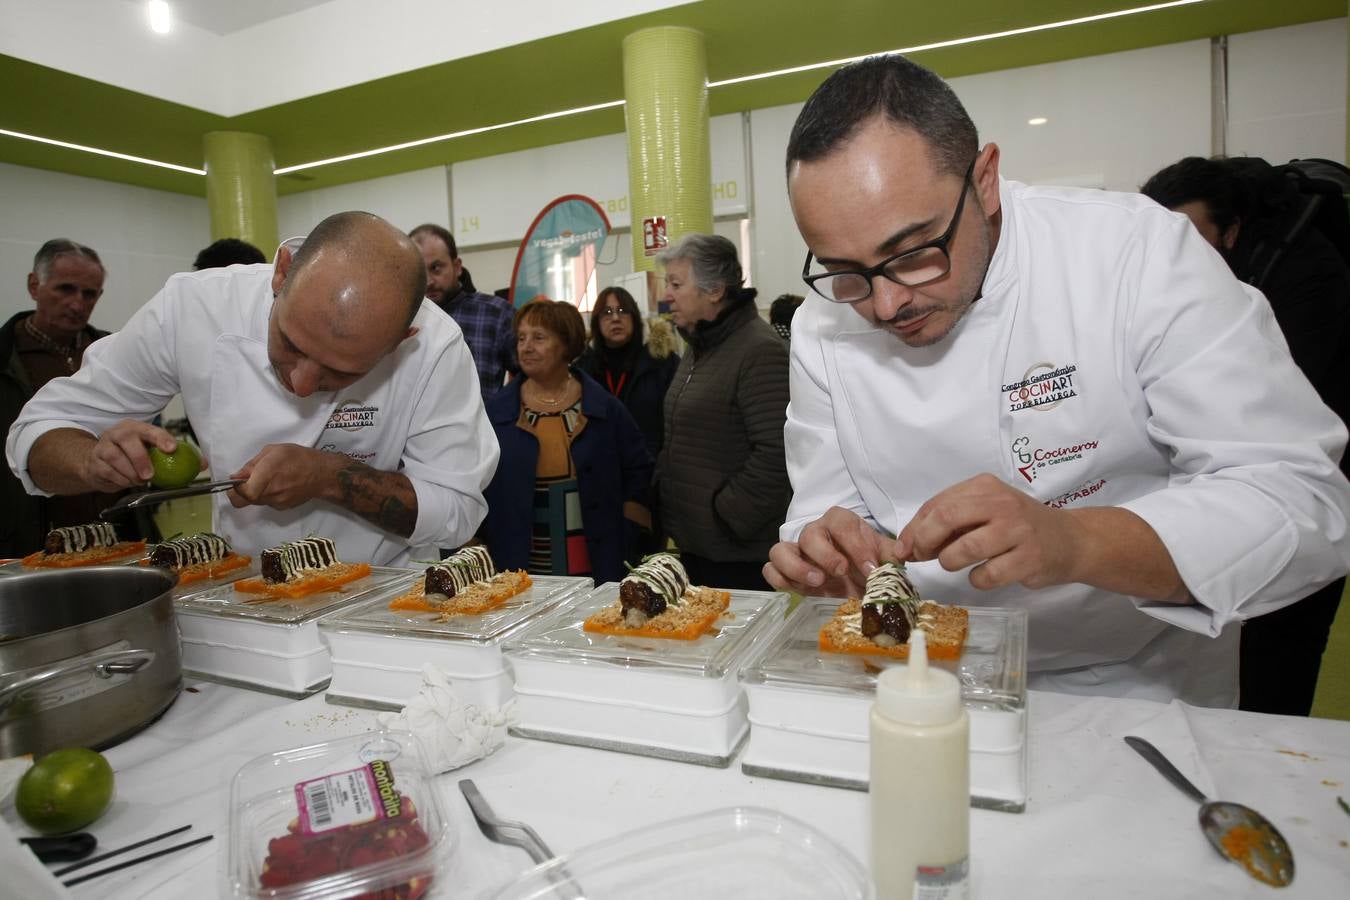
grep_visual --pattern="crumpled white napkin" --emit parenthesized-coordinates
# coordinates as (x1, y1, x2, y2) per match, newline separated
(377, 665, 516, 774)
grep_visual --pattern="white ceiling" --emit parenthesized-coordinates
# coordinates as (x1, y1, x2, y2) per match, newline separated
(3, 0, 693, 116)
(120, 0, 336, 35)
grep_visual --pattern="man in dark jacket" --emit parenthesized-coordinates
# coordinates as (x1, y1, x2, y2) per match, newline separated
(1142, 156, 1350, 715)
(410, 223, 516, 400)
(1, 239, 110, 557)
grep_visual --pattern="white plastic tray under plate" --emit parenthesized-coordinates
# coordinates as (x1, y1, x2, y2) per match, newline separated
(502, 582, 789, 767)
(319, 573, 593, 711)
(737, 598, 1029, 812)
(174, 565, 414, 695)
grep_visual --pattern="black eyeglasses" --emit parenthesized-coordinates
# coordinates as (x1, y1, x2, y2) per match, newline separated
(598, 306, 631, 318)
(802, 161, 975, 303)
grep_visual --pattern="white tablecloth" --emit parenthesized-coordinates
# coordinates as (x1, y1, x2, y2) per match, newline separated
(3, 683, 1348, 899)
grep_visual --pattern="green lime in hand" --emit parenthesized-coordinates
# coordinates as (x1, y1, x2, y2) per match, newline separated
(148, 440, 203, 488)
(15, 747, 115, 835)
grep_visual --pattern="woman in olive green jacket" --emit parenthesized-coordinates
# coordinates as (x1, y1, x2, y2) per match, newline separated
(655, 234, 791, 591)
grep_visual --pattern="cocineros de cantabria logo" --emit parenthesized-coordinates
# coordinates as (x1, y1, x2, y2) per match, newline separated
(1003, 361, 1078, 413)
(1011, 435, 1100, 483)
(325, 401, 378, 430)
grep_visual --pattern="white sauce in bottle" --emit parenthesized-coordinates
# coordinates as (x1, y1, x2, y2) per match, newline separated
(869, 629, 970, 899)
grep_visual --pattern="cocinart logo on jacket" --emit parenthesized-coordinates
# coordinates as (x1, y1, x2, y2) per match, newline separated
(325, 400, 379, 431)
(1003, 362, 1078, 413)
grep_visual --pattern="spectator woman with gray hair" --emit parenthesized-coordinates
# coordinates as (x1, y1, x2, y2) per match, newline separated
(656, 234, 790, 590)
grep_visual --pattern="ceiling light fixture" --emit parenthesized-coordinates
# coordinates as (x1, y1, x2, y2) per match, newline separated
(273, 99, 626, 175)
(708, 0, 1206, 88)
(0, 1, 1204, 181)
(1028, 117, 1048, 125)
(0, 128, 205, 175)
(148, 0, 172, 35)
(275, 0, 1204, 176)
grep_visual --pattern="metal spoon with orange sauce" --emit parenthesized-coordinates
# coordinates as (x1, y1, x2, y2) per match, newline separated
(1125, 735, 1294, 887)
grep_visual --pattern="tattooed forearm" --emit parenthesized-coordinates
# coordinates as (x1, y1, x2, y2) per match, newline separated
(333, 463, 418, 538)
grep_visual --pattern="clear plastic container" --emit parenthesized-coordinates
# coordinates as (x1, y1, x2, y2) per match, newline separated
(502, 584, 789, 766)
(318, 575, 593, 711)
(227, 729, 450, 899)
(738, 598, 1029, 811)
(479, 806, 874, 899)
(176, 566, 414, 696)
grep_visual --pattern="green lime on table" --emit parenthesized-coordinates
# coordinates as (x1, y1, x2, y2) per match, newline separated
(148, 440, 202, 488)
(15, 747, 115, 835)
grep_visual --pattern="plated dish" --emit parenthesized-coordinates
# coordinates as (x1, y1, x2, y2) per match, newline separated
(818, 561, 968, 660)
(583, 553, 731, 640)
(19, 522, 145, 569)
(386, 545, 532, 617)
(143, 532, 251, 585)
(232, 536, 372, 601)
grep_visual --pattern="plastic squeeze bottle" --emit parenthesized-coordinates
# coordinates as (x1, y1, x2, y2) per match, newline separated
(870, 628, 970, 899)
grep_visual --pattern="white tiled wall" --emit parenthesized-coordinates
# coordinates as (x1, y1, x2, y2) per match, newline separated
(0, 163, 208, 331)
(1228, 19, 1348, 164)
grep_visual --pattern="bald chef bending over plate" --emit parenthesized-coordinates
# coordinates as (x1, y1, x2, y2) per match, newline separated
(6, 211, 499, 567)
(764, 56, 1350, 707)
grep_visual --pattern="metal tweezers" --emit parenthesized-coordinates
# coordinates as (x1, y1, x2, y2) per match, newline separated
(99, 479, 244, 520)
(459, 779, 585, 898)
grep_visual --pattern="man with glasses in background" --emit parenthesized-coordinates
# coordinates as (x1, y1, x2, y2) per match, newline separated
(764, 55, 1350, 707)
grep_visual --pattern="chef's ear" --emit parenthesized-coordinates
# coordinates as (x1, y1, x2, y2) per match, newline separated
(973, 143, 1002, 218)
(271, 245, 293, 297)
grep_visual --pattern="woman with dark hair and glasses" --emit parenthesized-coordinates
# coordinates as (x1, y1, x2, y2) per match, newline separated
(478, 299, 653, 582)
(577, 286, 679, 458)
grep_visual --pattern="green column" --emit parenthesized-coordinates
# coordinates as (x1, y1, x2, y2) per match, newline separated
(203, 131, 279, 261)
(623, 26, 714, 274)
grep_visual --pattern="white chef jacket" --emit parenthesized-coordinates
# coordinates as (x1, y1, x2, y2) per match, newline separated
(782, 178, 1350, 707)
(6, 264, 500, 567)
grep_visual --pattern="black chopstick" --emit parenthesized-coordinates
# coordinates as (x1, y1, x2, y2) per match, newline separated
(53, 824, 192, 876)
(62, 834, 213, 887)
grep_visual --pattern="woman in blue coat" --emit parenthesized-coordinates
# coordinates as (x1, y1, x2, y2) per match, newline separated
(478, 299, 653, 583)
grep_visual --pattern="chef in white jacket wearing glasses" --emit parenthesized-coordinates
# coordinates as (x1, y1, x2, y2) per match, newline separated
(765, 55, 1350, 707)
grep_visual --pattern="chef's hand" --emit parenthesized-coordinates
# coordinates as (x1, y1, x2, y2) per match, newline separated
(84, 419, 182, 492)
(764, 506, 896, 598)
(228, 444, 341, 510)
(897, 473, 1080, 591)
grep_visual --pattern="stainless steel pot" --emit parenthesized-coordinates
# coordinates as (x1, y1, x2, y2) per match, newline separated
(0, 566, 182, 757)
